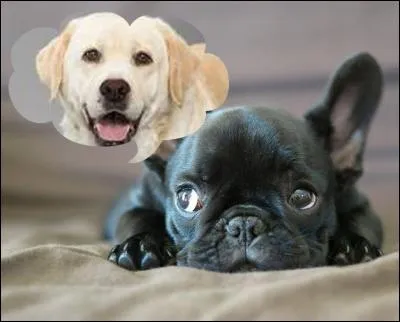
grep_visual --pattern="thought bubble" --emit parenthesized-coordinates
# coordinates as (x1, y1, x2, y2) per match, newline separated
(8, 12, 230, 163)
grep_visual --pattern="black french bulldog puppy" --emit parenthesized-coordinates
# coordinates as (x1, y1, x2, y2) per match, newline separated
(104, 52, 384, 273)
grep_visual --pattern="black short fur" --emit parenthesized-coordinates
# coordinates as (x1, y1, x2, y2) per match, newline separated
(104, 52, 384, 272)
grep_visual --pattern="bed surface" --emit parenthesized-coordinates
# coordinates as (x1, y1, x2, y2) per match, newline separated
(2, 243, 399, 320)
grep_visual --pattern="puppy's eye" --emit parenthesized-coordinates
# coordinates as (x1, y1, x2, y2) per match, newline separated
(289, 189, 317, 210)
(134, 51, 153, 66)
(176, 188, 203, 214)
(82, 49, 101, 63)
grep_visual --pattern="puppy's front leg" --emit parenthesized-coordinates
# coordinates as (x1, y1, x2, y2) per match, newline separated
(107, 155, 176, 271)
(108, 209, 176, 271)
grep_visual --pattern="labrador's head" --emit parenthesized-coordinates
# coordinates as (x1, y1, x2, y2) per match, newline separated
(36, 13, 228, 148)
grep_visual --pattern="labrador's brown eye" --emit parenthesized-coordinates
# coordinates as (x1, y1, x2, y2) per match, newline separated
(82, 49, 101, 63)
(134, 51, 153, 66)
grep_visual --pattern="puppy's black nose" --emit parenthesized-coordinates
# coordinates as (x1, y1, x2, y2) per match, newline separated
(226, 216, 266, 241)
(100, 79, 131, 102)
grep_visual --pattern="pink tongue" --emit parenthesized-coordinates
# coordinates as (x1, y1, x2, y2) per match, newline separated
(95, 122, 131, 141)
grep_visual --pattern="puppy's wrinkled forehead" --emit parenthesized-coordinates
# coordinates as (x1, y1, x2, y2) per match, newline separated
(173, 107, 329, 183)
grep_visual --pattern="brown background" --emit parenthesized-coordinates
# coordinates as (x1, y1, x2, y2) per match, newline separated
(1, 1, 399, 253)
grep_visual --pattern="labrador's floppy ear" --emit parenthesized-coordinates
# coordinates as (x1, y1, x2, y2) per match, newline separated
(190, 43, 207, 55)
(148, 19, 229, 109)
(195, 51, 229, 110)
(189, 42, 229, 110)
(305, 52, 383, 190)
(36, 18, 80, 100)
(160, 24, 202, 107)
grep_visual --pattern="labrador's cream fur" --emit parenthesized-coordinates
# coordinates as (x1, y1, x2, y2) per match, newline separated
(36, 12, 229, 162)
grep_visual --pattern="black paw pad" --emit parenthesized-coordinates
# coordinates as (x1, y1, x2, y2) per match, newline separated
(329, 232, 383, 266)
(141, 252, 161, 270)
(107, 233, 164, 271)
(354, 239, 383, 263)
(330, 238, 352, 266)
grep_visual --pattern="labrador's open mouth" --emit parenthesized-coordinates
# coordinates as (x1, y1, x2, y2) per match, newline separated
(85, 110, 141, 146)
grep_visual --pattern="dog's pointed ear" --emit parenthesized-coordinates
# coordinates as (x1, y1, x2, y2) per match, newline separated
(145, 138, 185, 180)
(155, 138, 184, 159)
(36, 18, 80, 100)
(144, 155, 167, 181)
(305, 52, 383, 189)
(305, 52, 383, 187)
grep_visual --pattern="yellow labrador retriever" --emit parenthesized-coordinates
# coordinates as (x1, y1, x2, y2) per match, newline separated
(36, 12, 229, 162)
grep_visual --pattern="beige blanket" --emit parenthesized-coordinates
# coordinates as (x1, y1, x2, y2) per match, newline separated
(1, 242, 399, 321)
(1, 100, 399, 321)
(1, 240, 399, 321)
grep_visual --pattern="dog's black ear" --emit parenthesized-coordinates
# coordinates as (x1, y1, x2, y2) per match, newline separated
(305, 52, 383, 189)
(144, 155, 167, 181)
(206, 110, 214, 116)
(155, 139, 184, 160)
(145, 138, 186, 180)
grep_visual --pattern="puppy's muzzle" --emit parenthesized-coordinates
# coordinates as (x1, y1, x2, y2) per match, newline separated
(100, 79, 131, 104)
(216, 205, 270, 244)
(225, 216, 266, 242)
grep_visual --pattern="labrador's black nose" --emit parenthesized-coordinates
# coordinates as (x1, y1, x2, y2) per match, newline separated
(226, 216, 266, 242)
(100, 79, 131, 102)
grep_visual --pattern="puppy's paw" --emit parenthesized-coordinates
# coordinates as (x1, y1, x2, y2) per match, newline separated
(108, 233, 167, 271)
(328, 232, 383, 266)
